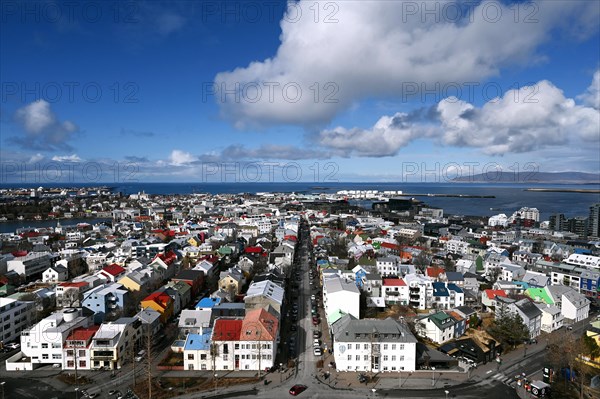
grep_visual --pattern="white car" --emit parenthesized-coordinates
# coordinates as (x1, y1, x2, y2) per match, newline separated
(313, 347, 322, 356)
(313, 339, 320, 347)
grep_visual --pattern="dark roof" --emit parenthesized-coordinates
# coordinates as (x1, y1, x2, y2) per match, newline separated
(174, 269, 203, 281)
(516, 298, 542, 320)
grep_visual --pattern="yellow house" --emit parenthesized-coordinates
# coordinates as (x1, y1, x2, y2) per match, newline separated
(582, 320, 600, 367)
(118, 274, 144, 292)
(140, 291, 174, 324)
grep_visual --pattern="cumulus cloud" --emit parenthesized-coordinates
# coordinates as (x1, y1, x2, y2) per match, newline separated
(169, 149, 198, 166)
(220, 144, 328, 160)
(315, 75, 600, 157)
(577, 70, 600, 109)
(214, 0, 598, 128)
(438, 80, 600, 154)
(13, 100, 79, 151)
(317, 113, 437, 157)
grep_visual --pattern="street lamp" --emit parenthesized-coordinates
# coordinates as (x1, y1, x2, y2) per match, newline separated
(0, 381, 5, 399)
(445, 390, 450, 399)
(280, 363, 284, 382)
(214, 373, 218, 396)
(431, 367, 436, 387)
(74, 387, 79, 399)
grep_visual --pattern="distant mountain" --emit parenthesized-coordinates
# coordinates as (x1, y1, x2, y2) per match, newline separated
(452, 171, 600, 184)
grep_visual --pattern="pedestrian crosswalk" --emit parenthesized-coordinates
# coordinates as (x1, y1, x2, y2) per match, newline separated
(488, 372, 517, 387)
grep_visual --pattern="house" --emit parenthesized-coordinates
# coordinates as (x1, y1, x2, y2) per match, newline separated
(331, 315, 417, 372)
(97, 264, 126, 283)
(439, 335, 499, 365)
(165, 280, 192, 309)
(183, 330, 213, 371)
(89, 317, 142, 370)
(118, 268, 156, 292)
(244, 280, 284, 317)
(547, 285, 590, 323)
(382, 278, 409, 305)
(179, 309, 212, 336)
(140, 291, 174, 324)
(404, 273, 433, 310)
(56, 282, 91, 308)
(172, 269, 204, 298)
(211, 318, 243, 370)
(81, 283, 129, 323)
(237, 308, 279, 370)
(580, 270, 600, 299)
(431, 282, 464, 310)
(376, 256, 401, 276)
(63, 325, 100, 370)
(219, 266, 245, 301)
(496, 297, 542, 338)
(135, 307, 162, 336)
(535, 303, 564, 333)
(42, 266, 68, 283)
(481, 289, 507, 309)
(416, 311, 456, 344)
(322, 275, 361, 321)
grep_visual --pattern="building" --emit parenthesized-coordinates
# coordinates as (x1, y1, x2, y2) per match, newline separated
(244, 280, 284, 317)
(63, 325, 100, 370)
(535, 304, 563, 333)
(7, 252, 52, 281)
(42, 266, 68, 283)
(140, 291, 174, 324)
(237, 308, 279, 370)
(183, 330, 213, 371)
(416, 311, 456, 344)
(376, 256, 401, 277)
(211, 318, 243, 370)
(589, 203, 600, 238)
(0, 298, 35, 344)
(56, 282, 91, 308)
(19, 308, 92, 367)
(431, 282, 465, 310)
(382, 279, 409, 305)
(81, 283, 129, 323)
(89, 318, 142, 370)
(331, 315, 417, 372)
(548, 285, 590, 323)
(322, 275, 361, 321)
(404, 273, 433, 310)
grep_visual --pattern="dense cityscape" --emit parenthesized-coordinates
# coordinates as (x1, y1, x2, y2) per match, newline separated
(0, 185, 598, 399)
(2, 0, 600, 399)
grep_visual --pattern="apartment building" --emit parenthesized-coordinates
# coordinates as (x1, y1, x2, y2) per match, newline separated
(0, 298, 35, 344)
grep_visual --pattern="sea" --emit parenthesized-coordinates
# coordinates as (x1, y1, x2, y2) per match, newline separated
(1, 182, 599, 234)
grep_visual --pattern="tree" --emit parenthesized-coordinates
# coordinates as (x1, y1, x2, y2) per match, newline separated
(488, 267, 501, 285)
(412, 251, 430, 272)
(488, 308, 530, 349)
(443, 256, 456, 272)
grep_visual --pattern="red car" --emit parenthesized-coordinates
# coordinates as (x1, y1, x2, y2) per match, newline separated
(289, 384, 307, 396)
(312, 318, 320, 325)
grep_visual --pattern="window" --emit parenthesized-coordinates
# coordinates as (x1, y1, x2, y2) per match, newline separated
(391, 356, 396, 361)
(42, 354, 49, 359)
(200, 354, 207, 360)
(66, 350, 74, 357)
(383, 344, 388, 350)
(391, 344, 396, 350)
(201, 364, 207, 370)
(383, 355, 388, 361)
(234, 344, 239, 350)
(347, 344, 352, 350)
(67, 361, 74, 367)
(347, 355, 351, 361)
(400, 355, 404, 361)
(364, 344, 369, 350)
(364, 355, 368, 361)
(224, 365, 228, 370)
(79, 360, 86, 367)
(223, 354, 228, 361)
(79, 350, 86, 357)
(42, 343, 48, 349)
(356, 355, 360, 361)
(187, 354, 194, 360)
(399, 344, 405, 350)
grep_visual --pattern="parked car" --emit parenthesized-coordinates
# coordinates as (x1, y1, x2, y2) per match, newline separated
(313, 330, 321, 338)
(313, 347, 322, 356)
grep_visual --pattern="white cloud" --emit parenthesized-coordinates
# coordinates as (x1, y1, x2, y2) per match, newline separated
(169, 149, 197, 166)
(438, 80, 600, 154)
(214, 0, 598, 128)
(52, 154, 82, 162)
(28, 153, 44, 163)
(315, 75, 600, 157)
(577, 69, 600, 109)
(13, 100, 79, 150)
(317, 113, 436, 157)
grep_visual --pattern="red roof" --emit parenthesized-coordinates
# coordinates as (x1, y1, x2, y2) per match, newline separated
(155, 250, 177, 265)
(12, 250, 28, 257)
(380, 242, 399, 250)
(426, 267, 444, 278)
(59, 282, 88, 288)
(102, 263, 125, 277)
(383, 278, 406, 286)
(484, 289, 507, 300)
(143, 291, 173, 307)
(213, 319, 242, 341)
(66, 325, 100, 343)
(245, 246, 263, 254)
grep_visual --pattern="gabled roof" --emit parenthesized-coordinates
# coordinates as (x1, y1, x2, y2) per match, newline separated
(484, 289, 507, 300)
(102, 263, 125, 277)
(241, 308, 279, 341)
(143, 291, 173, 308)
(383, 278, 406, 287)
(213, 318, 242, 341)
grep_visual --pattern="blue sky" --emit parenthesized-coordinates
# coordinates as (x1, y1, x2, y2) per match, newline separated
(1, 0, 599, 184)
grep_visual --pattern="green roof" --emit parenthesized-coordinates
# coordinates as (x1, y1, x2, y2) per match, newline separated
(525, 287, 553, 305)
(218, 246, 233, 255)
(327, 309, 347, 325)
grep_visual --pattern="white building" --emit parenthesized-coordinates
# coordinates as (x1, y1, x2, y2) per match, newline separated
(322, 275, 361, 321)
(416, 311, 456, 344)
(42, 265, 69, 283)
(376, 256, 401, 276)
(488, 214, 509, 227)
(404, 273, 433, 310)
(19, 308, 92, 367)
(7, 252, 52, 280)
(89, 318, 141, 370)
(0, 298, 35, 344)
(331, 316, 417, 372)
(535, 304, 564, 333)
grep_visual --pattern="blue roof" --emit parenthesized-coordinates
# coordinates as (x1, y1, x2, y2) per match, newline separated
(184, 330, 212, 351)
(317, 260, 329, 265)
(574, 248, 592, 255)
(447, 283, 464, 294)
(432, 282, 449, 297)
(196, 297, 221, 309)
